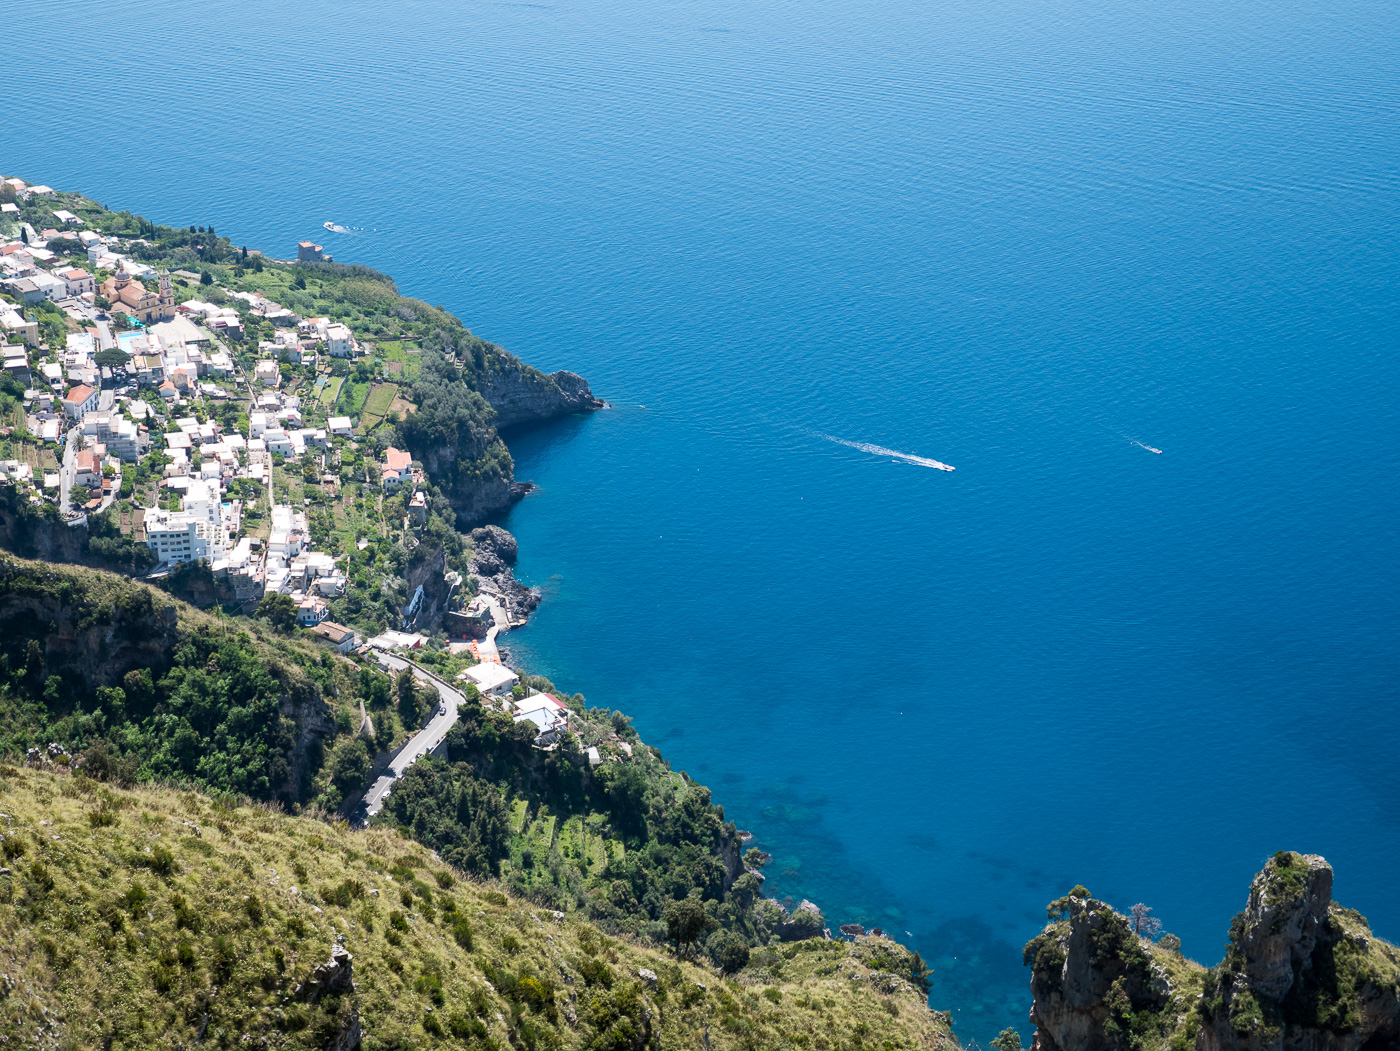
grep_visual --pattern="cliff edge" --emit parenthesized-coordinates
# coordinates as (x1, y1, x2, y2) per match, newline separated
(1024, 853, 1400, 1051)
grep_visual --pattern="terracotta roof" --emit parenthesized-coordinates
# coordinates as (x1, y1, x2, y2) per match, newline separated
(63, 384, 95, 404)
(384, 447, 412, 471)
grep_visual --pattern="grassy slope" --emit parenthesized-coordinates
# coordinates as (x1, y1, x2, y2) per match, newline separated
(0, 766, 956, 1051)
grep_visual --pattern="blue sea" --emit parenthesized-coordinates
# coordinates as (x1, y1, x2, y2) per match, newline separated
(17, 0, 1400, 1041)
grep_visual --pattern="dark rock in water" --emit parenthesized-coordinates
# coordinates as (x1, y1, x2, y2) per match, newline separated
(469, 525, 538, 626)
(471, 524, 518, 565)
(840, 923, 867, 938)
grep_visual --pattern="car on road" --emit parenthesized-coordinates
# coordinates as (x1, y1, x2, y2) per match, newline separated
(438, 704, 447, 715)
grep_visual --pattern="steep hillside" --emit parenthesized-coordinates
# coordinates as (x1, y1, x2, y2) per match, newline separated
(0, 766, 956, 1051)
(1023, 853, 1400, 1051)
(0, 554, 369, 807)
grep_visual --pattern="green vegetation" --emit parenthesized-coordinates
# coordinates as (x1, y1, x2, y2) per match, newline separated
(1026, 869, 1400, 1051)
(357, 382, 400, 432)
(0, 765, 956, 1050)
(376, 693, 822, 968)
(0, 554, 387, 809)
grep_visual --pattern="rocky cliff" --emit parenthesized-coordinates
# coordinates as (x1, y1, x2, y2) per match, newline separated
(467, 524, 539, 626)
(476, 361, 604, 429)
(0, 488, 88, 564)
(0, 553, 179, 690)
(403, 344, 601, 526)
(0, 554, 340, 803)
(1025, 853, 1400, 1051)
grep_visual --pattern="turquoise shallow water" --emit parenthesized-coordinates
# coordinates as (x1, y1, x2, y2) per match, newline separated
(14, 0, 1400, 1041)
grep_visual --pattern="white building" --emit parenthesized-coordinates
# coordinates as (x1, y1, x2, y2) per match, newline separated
(513, 693, 570, 744)
(62, 384, 98, 419)
(325, 323, 353, 358)
(81, 412, 147, 462)
(328, 416, 353, 438)
(459, 662, 520, 698)
(57, 267, 94, 296)
(263, 428, 294, 456)
(144, 479, 231, 567)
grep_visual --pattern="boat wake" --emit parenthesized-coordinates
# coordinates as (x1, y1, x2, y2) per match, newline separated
(323, 222, 352, 234)
(1131, 440, 1163, 454)
(819, 433, 955, 471)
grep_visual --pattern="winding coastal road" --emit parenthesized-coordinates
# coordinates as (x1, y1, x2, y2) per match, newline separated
(357, 652, 469, 820)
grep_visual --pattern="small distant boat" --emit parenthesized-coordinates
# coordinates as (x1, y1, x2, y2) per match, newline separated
(323, 221, 335, 231)
(1131, 440, 1163, 455)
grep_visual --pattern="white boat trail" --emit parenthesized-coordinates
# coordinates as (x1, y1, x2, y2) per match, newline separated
(1130, 440, 1163, 454)
(323, 221, 352, 234)
(818, 433, 954, 471)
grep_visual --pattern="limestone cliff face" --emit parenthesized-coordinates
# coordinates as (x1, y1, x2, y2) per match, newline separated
(1025, 855, 1400, 1051)
(0, 555, 179, 690)
(476, 363, 604, 429)
(401, 540, 453, 631)
(1197, 854, 1400, 1051)
(0, 555, 337, 804)
(0, 492, 88, 564)
(271, 663, 339, 801)
(1027, 896, 1171, 1051)
(402, 347, 600, 526)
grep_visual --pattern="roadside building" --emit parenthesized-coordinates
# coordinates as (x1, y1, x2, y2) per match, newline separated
(309, 621, 358, 654)
(328, 416, 353, 437)
(72, 449, 102, 489)
(57, 267, 94, 297)
(459, 661, 519, 698)
(61, 383, 98, 419)
(82, 412, 147, 461)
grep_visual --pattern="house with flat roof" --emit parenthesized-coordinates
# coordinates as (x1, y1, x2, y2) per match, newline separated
(513, 693, 570, 745)
(458, 661, 519, 698)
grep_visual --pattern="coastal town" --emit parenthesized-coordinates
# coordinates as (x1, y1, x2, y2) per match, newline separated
(0, 175, 960, 1051)
(0, 175, 593, 805)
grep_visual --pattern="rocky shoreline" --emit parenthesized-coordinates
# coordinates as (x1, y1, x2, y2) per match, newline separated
(467, 523, 539, 626)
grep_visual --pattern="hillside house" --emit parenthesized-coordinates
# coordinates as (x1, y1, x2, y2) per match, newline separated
(459, 661, 519, 698)
(380, 447, 413, 488)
